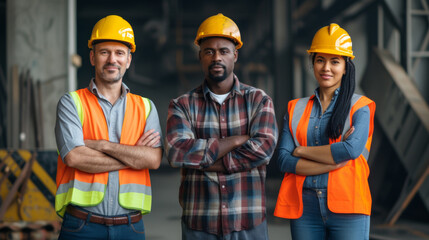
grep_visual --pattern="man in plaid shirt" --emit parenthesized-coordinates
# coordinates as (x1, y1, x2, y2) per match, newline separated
(165, 14, 278, 239)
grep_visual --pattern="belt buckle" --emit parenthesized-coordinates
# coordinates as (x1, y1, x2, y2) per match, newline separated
(104, 217, 114, 226)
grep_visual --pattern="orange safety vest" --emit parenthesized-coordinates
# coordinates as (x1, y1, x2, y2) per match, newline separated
(55, 88, 152, 217)
(274, 94, 375, 219)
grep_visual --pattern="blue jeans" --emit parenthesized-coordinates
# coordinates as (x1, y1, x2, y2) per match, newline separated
(181, 219, 269, 240)
(58, 211, 145, 240)
(290, 189, 370, 240)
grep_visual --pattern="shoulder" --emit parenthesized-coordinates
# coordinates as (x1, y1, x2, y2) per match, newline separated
(352, 94, 375, 111)
(239, 82, 272, 103)
(58, 92, 76, 108)
(171, 85, 204, 105)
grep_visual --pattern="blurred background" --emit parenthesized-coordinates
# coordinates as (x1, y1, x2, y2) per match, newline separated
(0, 0, 428, 239)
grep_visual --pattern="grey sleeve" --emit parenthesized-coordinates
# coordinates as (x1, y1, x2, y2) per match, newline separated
(144, 99, 163, 148)
(55, 93, 85, 161)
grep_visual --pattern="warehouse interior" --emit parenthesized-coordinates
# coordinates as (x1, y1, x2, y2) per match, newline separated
(0, 0, 429, 239)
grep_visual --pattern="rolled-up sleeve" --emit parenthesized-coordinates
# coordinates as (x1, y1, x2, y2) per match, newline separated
(277, 112, 300, 174)
(224, 94, 278, 173)
(331, 106, 370, 163)
(165, 99, 219, 169)
(55, 93, 85, 161)
(144, 100, 164, 148)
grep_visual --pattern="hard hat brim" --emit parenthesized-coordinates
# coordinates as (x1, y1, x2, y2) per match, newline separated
(307, 49, 355, 60)
(89, 39, 136, 52)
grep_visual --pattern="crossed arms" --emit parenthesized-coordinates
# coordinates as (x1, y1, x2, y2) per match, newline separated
(277, 106, 370, 176)
(165, 94, 278, 173)
(55, 94, 162, 174)
(64, 129, 162, 173)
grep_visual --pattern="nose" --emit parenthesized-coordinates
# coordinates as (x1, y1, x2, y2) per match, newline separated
(107, 53, 116, 63)
(212, 51, 221, 62)
(321, 62, 330, 71)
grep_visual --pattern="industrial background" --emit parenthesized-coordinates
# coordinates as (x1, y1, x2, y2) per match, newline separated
(0, 0, 429, 239)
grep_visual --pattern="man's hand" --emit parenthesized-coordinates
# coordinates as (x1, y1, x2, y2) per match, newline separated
(83, 129, 162, 170)
(136, 129, 160, 147)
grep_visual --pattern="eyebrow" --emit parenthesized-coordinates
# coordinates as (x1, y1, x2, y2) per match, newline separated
(203, 47, 231, 52)
(316, 56, 340, 60)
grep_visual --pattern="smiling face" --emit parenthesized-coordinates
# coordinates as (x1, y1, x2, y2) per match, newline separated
(313, 53, 346, 91)
(90, 41, 132, 84)
(199, 37, 237, 86)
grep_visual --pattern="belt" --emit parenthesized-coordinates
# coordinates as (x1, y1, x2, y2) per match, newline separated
(66, 205, 142, 225)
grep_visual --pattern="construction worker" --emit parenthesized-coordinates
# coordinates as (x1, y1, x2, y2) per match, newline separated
(274, 23, 376, 240)
(165, 13, 278, 239)
(55, 15, 162, 239)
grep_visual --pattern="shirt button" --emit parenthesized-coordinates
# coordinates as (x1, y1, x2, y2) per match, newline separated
(222, 118, 225, 121)
(319, 115, 322, 119)
(222, 205, 226, 209)
(315, 126, 318, 129)
(221, 185, 225, 189)
(315, 141, 319, 145)
(313, 180, 316, 183)
(317, 190, 322, 195)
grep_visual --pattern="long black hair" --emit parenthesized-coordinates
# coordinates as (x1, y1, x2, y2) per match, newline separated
(328, 59, 355, 139)
(312, 54, 356, 139)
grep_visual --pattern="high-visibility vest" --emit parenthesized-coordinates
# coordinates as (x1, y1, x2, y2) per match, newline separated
(55, 88, 153, 217)
(274, 94, 375, 219)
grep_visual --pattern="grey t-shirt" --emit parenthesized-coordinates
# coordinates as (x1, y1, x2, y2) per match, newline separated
(55, 79, 162, 216)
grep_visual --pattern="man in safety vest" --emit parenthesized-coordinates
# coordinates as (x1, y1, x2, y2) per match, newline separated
(54, 15, 162, 239)
(165, 13, 278, 239)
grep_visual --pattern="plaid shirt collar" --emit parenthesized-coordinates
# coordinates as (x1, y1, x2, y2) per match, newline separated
(202, 75, 243, 101)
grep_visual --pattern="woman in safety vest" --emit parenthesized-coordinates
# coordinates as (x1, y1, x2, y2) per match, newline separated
(274, 23, 376, 240)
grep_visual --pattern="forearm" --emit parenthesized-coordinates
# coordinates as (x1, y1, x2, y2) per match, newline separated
(86, 140, 162, 170)
(293, 145, 336, 165)
(201, 135, 249, 172)
(64, 146, 127, 173)
(295, 158, 343, 176)
(217, 135, 249, 159)
(224, 97, 278, 173)
(225, 134, 277, 173)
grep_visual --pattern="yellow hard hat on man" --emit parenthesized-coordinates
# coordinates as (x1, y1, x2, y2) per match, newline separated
(307, 23, 354, 59)
(88, 15, 136, 52)
(194, 13, 243, 49)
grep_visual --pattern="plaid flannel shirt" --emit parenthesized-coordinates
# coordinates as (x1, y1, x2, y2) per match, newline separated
(166, 77, 278, 235)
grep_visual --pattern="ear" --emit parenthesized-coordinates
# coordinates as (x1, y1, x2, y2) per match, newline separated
(89, 50, 95, 66)
(234, 49, 238, 63)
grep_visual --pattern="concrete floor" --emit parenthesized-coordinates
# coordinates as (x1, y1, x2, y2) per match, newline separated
(143, 163, 292, 240)
(142, 163, 429, 240)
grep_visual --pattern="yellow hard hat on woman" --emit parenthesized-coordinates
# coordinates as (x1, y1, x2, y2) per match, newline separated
(88, 15, 136, 52)
(194, 13, 243, 49)
(307, 23, 354, 59)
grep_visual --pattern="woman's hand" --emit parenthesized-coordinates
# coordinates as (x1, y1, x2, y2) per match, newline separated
(343, 126, 355, 141)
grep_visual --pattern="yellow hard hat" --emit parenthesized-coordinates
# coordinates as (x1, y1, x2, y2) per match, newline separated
(194, 13, 243, 49)
(88, 15, 136, 52)
(307, 23, 354, 59)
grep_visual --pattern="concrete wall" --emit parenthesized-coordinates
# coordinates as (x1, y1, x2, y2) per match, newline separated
(7, 0, 68, 149)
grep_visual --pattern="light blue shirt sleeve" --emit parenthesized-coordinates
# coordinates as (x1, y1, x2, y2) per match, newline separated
(330, 106, 370, 163)
(55, 93, 85, 161)
(277, 112, 300, 174)
(144, 99, 163, 148)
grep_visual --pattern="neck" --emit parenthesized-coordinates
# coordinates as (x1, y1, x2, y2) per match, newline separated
(95, 78, 123, 105)
(207, 75, 234, 94)
(318, 87, 336, 101)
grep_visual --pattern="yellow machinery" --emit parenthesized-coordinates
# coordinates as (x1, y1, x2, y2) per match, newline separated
(0, 149, 59, 237)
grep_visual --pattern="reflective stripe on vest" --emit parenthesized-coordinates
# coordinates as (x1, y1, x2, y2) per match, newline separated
(55, 88, 153, 217)
(274, 94, 376, 219)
